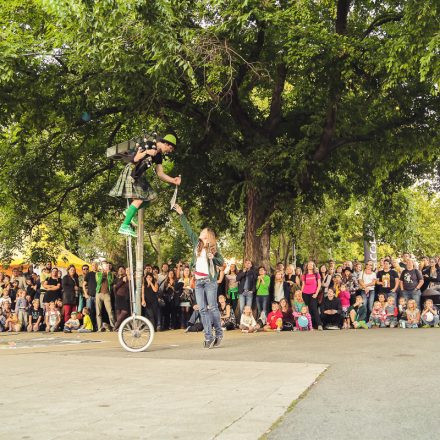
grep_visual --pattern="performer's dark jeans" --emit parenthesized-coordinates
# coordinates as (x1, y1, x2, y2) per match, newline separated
(321, 313, 342, 328)
(303, 294, 322, 328)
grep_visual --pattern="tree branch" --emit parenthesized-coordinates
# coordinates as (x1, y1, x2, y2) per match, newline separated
(32, 163, 113, 224)
(335, 0, 352, 35)
(362, 13, 404, 39)
(264, 63, 287, 135)
(313, 0, 352, 161)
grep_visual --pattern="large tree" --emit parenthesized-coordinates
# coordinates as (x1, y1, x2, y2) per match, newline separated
(0, 0, 439, 265)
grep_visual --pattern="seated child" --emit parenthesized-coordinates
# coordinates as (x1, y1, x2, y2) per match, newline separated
(240, 305, 257, 333)
(320, 288, 343, 329)
(264, 301, 283, 332)
(292, 291, 305, 313)
(279, 298, 295, 331)
(347, 295, 368, 329)
(368, 301, 386, 328)
(0, 288, 12, 310)
(27, 299, 43, 332)
(64, 311, 80, 332)
(377, 293, 387, 310)
(55, 298, 65, 328)
(78, 307, 94, 333)
(6, 310, 20, 332)
(0, 302, 11, 332)
(294, 305, 313, 331)
(421, 299, 439, 327)
(397, 297, 407, 323)
(384, 296, 398, 328)
(338, 284, 351, 329)
(400, 299, 420, 328)
(218, 294, 236, 330)
(45, 301, 61, 332)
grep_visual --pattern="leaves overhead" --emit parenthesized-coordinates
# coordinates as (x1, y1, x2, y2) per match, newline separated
(0, 0, 439, 262)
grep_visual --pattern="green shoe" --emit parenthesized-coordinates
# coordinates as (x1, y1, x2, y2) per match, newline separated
(359, 322, 369, 329)
(422, 324, 430, 328)
(118, 224, 137, 238)
(123, 209, 138, 227)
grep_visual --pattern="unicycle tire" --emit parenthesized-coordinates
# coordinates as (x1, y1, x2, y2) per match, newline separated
(118, 315, 155, 353)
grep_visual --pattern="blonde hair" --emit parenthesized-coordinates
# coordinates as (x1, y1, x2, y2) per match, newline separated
(293, 290, 304, 302)
(197, 228, 217, 257)
(407, 299, 417, 310)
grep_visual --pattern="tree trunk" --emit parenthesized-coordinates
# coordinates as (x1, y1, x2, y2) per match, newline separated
(244, 186, 271, 269)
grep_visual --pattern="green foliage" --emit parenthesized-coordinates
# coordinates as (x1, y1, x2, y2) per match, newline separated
(0, 0, 439, 265)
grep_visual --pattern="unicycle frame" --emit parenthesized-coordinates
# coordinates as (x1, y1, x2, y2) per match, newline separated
(118, 205, 155, 352)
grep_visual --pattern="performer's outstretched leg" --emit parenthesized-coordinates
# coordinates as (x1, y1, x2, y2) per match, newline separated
(119, 199, 143, 237)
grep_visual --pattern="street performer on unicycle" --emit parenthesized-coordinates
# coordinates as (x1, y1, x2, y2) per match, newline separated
(110, 132, 181, 237)
(109, 131, 180, 352)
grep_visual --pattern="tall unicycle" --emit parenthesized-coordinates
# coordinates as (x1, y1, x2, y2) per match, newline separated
(118, 218, 155, 352)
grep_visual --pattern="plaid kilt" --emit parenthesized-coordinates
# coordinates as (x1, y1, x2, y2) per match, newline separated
(109, 164, 157, 201)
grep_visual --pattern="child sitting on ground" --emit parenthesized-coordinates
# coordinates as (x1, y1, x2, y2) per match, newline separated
(264, 301, 283, 332)
(240, 305, 257, 333)
(27, 299, 43, 332)
(0, 302, 11, 332)
(6, 310, 20, 332)
(0, 288, 12, 310)
(420, 299, 439, 327)
(45, 301, 61, 332)
(347, 295, 368, 329)
(64, 311, 80, 332)
(401, 299, 420, 329)
(294, 305, 313, 331)
(78, 307, 94, 333)
(292, 290, 305, 313)
(384, 296, 398, 328)
(397, 297, 407, 322)
(368, 301, 386, 328)
(377, 293, 387, 311)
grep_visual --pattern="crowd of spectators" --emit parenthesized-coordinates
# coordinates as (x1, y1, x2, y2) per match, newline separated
(1, 253, 440, 333)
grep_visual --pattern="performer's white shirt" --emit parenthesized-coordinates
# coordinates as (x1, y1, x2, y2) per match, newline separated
(195, 249, 209, 278)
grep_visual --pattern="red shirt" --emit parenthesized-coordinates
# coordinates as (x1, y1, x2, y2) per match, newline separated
(267, 310, 283, 329)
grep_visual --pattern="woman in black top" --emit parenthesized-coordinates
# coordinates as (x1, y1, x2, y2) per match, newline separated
(142, 273, 159, 331)
(162, 270, 180, 330)
(43, 268, 62, 310)
(62, 265, 79, 323)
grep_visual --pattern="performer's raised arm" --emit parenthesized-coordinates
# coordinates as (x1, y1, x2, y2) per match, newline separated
(173, 203, 224, 349)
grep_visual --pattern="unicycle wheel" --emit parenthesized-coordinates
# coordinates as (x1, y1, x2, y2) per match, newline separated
(118, 315, 155, 353)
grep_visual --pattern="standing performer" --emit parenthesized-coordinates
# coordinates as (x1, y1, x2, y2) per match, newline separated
(110, 133, 181, 237)
(173, 204, 224, 348)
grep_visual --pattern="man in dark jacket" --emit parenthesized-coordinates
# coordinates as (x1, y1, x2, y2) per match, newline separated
(320, 289, 343, 329)
(236, 259, 257, 315)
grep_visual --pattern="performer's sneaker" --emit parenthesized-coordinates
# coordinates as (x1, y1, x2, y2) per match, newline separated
(118, 224, 137, 238)
(123, 209, 138, 227)
(214, 337, 222, 347)
(203, 338, 216, 349)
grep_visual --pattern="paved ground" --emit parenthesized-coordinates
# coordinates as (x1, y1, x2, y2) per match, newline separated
(2, 328, 439, 439)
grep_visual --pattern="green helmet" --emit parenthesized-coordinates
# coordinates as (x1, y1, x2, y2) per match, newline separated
(161, 133, 177, 148)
